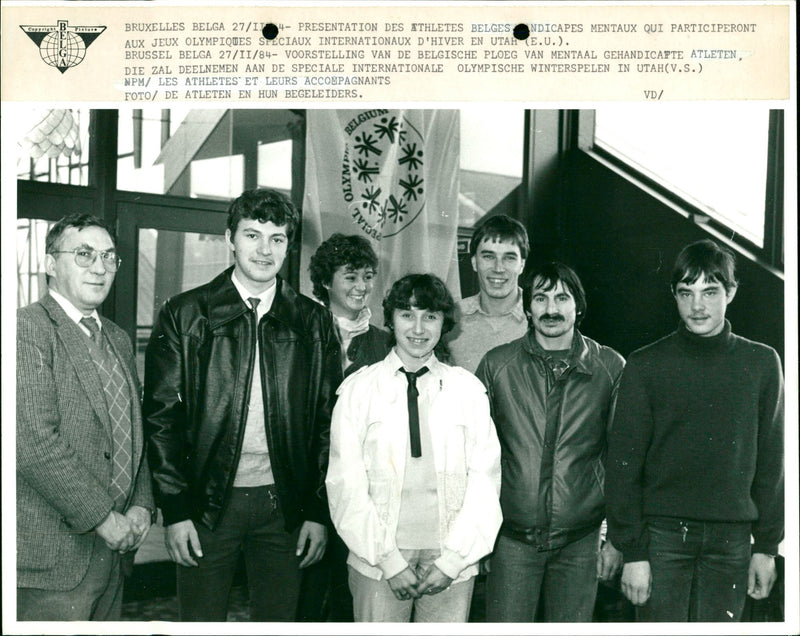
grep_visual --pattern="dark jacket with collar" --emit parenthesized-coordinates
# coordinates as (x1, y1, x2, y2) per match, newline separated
(476, 329, 625, 550)
(343, 325, 391, 378)
(143, 267, 342, 532)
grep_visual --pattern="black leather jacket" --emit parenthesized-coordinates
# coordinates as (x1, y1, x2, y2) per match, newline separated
(476, 330, 625, 550)
(143, 268, 342, 532)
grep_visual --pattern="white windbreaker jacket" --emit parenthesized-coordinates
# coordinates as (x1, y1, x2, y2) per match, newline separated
(326, 350, 502, 583)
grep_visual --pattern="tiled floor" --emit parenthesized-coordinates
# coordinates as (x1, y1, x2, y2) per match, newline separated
(122, 585, 250, 621)
(120, 560, 484, 622)
(120, 566, 782, 623)
(121, 561, 251, 621)
(125, 523, 630, 622)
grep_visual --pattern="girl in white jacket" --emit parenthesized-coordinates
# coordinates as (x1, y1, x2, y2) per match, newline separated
(326, 273, 502, 622)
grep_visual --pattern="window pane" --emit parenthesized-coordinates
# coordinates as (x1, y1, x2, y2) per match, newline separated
(594, 105, 769, 247)
(459, 106, 524, 227)
(136, 228, 233, 379)
(117, 108, 208, 195)
(190, 155, 244, 200)
(16, 218, 54, 307)
(117, 108, 298, 199)
(16, 109, 90, 185)
(257, 139, 293, 191)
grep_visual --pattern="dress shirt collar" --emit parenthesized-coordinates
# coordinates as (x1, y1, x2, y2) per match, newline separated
(231, 270, 277, 317)
(48, 289, 102, 331)
(461, 289, 526, 322)
(386, 347, 445, 382)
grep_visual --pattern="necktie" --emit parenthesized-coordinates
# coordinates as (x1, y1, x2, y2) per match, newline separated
(248, 297, 261, 339)
(80, 315, 102, 346)
(80, 316, 132, 507)
(401, 366, 429, 458)
(248, 297, 261, 372)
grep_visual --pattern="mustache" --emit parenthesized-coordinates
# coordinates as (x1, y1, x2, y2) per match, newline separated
(538, 314, 564, 322)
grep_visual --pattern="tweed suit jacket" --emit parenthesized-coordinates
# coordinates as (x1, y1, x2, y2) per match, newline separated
(16, 293, 154, 591)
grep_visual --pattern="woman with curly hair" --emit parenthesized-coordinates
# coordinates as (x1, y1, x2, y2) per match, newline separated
(309, 233, 390, 377)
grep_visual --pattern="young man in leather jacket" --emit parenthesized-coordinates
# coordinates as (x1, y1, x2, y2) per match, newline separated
(143, 188, 342, 621)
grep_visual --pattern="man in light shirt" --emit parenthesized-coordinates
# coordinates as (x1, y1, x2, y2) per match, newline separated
(448, 215, 529, 373)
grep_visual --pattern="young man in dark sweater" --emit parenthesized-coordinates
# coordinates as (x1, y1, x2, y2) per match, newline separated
(606, 239, 784, 622)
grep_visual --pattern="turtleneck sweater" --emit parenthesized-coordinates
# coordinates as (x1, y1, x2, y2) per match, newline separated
(607, 320, 784, 562)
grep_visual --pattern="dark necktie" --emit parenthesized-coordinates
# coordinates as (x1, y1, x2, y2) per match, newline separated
(80, 316, 132, 507)
(401, 366, 429, 458)
(248, 297, 260, 340)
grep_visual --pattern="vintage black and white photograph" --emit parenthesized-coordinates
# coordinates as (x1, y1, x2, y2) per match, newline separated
(7, 102, 790, 628)
(2, 2, 796, 635)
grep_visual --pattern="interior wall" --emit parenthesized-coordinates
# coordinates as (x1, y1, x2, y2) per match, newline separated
(556, 150, 785, 361)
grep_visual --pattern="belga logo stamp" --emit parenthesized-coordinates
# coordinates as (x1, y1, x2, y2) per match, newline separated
(342, 110, 426, 240)
(21, 20, 106, 73)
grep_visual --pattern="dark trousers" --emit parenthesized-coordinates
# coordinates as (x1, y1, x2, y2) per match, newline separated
(17, 534, 123, 621)
(296, 529, 354, 621)
(638, 517, 751, 622)
(486, 528, 600, 622)
(177, 486, 301, 622)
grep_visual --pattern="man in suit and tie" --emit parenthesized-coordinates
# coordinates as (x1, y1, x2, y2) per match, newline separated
(16, 213, 154, 621)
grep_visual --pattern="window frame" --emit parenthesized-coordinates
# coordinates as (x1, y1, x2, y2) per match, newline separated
(575, 109, 784, 272)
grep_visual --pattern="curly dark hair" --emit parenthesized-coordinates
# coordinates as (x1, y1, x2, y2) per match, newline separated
(382, 273, 456, 363)
(226, 188, 300, 240)
(308, 233, 379, 305)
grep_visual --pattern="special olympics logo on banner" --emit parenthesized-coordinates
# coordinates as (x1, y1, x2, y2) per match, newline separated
(21, 20, 106, 73)
(341, 110, 426, 240)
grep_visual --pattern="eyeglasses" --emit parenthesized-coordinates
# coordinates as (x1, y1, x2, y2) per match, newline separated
(51, 248, 122, 272)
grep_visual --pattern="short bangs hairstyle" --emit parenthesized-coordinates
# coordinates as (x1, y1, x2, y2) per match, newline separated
(523, 262, 587, 327)
(45, 213, 116, 254)
(670, 239, 738, 294)
(469, 214, 530, 260)
(383, 273, 456, 362)
(226, 188, 300, 240)
(308, 233, 379, 305)
(383, 273, 456, 335)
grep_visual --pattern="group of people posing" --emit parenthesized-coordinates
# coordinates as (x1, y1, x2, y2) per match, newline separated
(17, 187, 784, 623)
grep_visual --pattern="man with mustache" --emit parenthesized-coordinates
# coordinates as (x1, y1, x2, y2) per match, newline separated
(143, 188, 342, 621)
(606, 239, 784, 622)
(476, 262, 625, 622)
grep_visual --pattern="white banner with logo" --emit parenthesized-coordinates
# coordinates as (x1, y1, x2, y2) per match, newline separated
(300, 109, 461, 318)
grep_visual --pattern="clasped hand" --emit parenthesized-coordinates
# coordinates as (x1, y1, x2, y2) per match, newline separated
(387, 564, 453, 601)
(95, 506, 152, 553)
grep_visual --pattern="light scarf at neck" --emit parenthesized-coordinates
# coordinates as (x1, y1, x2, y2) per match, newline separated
(334, 307, 372, 342)
(334, 308, 372, 369)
